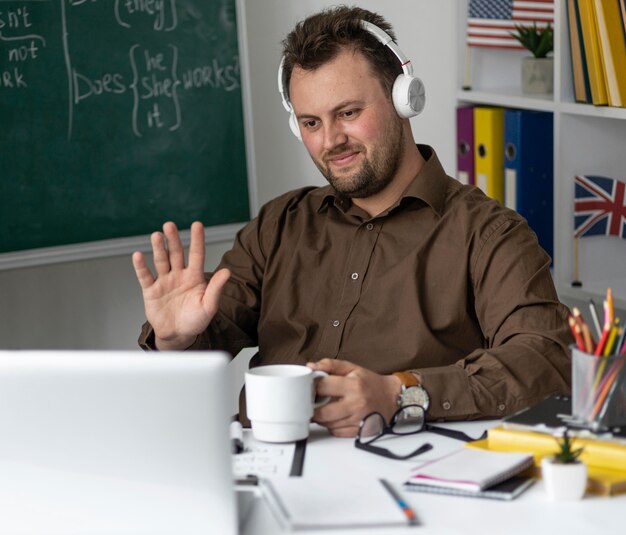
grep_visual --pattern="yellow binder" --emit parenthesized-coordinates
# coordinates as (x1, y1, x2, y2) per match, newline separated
(578, 0, 609, 105)
(473, 107, 504, 204)
(486, 425, 626, 471)
(593, 0, 626, 107)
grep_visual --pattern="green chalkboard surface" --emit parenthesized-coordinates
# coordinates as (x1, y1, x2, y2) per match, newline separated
(0, 0, 249, 254)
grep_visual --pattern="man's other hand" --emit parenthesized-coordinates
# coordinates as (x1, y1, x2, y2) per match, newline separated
(307, 359, 402, 438)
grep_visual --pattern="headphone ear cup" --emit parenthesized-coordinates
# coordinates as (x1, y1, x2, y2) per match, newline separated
(391, 74, 426, 119)
(288, 110, 302, 141)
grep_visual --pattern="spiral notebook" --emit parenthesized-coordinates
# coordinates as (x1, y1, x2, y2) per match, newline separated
(405, 475, 536, 501)
(406, 448, 534, 492)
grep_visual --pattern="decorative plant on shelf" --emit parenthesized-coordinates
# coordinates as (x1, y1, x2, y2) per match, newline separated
(511, 22, 553, 58)
(510, 23, 554, 95)
(541, 429, 587, 501)
(552, 429, 584, 464)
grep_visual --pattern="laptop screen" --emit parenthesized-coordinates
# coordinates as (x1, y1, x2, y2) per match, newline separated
(0, 350, 237, 535)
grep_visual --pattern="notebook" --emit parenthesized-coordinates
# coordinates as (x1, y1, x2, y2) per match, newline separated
(261, 476, 414, 530)
(406, 448, 534, 492)
(0, 350, 238, 535)
(405, 475, 536, 501)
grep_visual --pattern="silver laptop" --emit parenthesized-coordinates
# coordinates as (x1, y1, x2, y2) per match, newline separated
(0, 350, 237, 535)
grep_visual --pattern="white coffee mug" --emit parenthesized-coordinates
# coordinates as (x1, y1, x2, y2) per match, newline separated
(245, 364, 331, 443)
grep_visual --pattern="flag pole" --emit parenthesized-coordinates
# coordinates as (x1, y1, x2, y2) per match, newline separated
(572, 236, 582, 287)
(462, 45, 472, 91)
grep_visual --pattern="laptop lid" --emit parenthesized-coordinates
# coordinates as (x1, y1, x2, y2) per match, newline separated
(0, 350, 237, 535)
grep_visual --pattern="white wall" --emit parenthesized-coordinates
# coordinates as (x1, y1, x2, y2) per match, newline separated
(0, 0, 458, 351)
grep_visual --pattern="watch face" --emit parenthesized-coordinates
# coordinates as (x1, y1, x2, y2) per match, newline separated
(401, 386, 429, 411)
(401, 404, 424, 418)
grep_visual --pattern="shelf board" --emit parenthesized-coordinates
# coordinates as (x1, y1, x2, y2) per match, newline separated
(557, 281, 626, 312)
(456, 87, 555, 111)
(456, 88, 626, 119)
(559, 102, 626, 120)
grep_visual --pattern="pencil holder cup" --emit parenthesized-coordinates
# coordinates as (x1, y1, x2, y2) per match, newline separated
(571, 346, 626, 430)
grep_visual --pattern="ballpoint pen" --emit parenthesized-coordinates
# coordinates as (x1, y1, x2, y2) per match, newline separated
(379, 478, 419, 526)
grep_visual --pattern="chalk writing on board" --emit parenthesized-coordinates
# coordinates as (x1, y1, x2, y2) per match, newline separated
(1, 0, 240, 137)
(113, 0, 178, 32)
(0, 0, 250, 256)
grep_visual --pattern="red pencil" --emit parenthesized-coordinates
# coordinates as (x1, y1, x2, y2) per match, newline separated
(568, 315, 586, 352)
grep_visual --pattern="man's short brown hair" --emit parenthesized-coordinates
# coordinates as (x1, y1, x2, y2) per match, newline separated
(280, 6, 402, 102)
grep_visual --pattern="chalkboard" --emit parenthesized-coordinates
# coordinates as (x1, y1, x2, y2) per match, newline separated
(0, 0, 250, 256)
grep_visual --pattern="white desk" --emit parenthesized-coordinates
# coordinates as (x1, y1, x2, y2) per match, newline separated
(241, 421, 623, 534)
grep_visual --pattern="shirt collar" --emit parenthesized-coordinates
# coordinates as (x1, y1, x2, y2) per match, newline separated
(314, 145, 448, 217)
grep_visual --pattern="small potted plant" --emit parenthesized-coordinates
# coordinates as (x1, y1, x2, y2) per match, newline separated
(510, 22, 554, 95)
(541, 429, 587, 500)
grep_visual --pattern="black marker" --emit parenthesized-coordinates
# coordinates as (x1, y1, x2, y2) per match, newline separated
(230, 420, 244, 454)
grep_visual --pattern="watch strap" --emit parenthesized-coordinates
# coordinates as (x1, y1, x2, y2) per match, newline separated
(393, 371, 419, 387)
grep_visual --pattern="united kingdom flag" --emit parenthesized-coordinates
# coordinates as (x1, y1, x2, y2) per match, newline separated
(574, 175, 626, 239)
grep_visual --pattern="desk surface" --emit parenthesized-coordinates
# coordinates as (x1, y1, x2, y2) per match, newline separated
(241, 420, 623, 535)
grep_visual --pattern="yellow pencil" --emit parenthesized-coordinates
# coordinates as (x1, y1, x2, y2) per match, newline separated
(602, 318, 620, 357)
(603, 326, 618, 357)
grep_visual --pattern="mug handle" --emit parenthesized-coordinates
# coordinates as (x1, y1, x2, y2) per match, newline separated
(311, 370, 331, 408)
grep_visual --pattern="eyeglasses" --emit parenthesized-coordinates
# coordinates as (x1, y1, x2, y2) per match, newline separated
(355, 404, 488, 461)
(355, 404, 433, 460)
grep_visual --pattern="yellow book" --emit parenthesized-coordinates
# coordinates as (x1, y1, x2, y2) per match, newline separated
(578, 0, 609, 105)
(487, 425, 626, 470)
(567, 0, 592, 103)
(593, 0, 626, 107)
(473, 107, 504, 205)
(467, 435, 626, 496)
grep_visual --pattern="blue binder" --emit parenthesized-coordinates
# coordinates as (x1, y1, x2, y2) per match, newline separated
(504, 110, 554, 261)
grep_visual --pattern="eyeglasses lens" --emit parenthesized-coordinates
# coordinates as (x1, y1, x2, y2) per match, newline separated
(358, 412, 385, 444)
(391, 406, 424, 435)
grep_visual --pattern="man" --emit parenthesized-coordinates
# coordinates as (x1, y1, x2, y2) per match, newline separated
(133, 6, 572, 437)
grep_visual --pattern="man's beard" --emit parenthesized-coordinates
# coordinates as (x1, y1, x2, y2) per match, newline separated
(314, 119, 404, 199)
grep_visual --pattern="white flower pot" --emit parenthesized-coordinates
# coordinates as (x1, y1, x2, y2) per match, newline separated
(521, 57, 554, 95)
(541, 457, 587, 501)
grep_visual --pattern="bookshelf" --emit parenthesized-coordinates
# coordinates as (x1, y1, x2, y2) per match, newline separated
(455, 0, 626, 309)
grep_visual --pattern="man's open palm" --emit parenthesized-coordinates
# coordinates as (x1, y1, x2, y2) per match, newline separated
(132, 221, 230, 350)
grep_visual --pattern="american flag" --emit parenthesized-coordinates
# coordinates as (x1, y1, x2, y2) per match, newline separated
(574, 175, 626, 239)
(467, 0, 554, 49)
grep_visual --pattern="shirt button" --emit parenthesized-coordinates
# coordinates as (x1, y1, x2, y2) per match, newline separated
(442, 401, 451, 411)
(351, 272, 359, 280)
(332, 320, 340, 327)
(366, 223, 374, 231)
(498, 403, 506, 412)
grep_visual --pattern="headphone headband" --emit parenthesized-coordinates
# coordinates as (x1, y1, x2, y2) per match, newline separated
(278, 19, 425, 140)
(359, 20, 414, 77)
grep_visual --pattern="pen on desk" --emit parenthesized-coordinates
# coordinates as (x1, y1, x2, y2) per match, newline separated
(230, 420, 244, 454)
(235, 474, 259, 486)
(379, 478, 419, 527)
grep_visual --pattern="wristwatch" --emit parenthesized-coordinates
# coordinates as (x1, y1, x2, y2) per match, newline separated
(393, 371, 430, 417)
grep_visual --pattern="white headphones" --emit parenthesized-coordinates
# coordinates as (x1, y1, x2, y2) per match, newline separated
(277, 19, 426, 141)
